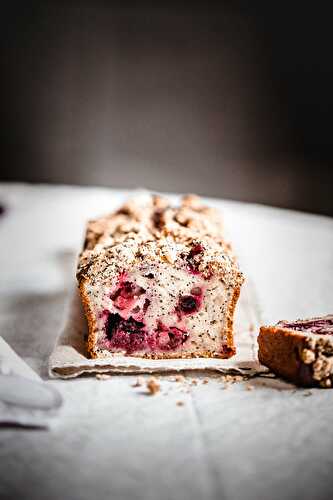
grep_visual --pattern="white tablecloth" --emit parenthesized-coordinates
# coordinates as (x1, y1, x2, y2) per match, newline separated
(1, 183, 332, 500)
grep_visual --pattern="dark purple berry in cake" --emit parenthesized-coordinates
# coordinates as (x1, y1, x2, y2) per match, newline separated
(0, 204, 6, 216)
(179, 295, 198, 314)
(281, 318, 333, 335)
(143, 298, 151, 313)
(105, 313, 147, 354)
(120, 281, 145, 298)
(106, 313, 122, 339)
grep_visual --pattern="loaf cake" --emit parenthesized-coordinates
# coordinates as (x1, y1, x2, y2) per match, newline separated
(258, 315, 333, 388)
(77, 193, 244, 359)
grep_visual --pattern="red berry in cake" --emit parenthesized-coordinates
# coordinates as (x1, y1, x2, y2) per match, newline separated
(153, 322, 189, 350)
(111, 281, 146, 310)
(167, 327, 189, 349)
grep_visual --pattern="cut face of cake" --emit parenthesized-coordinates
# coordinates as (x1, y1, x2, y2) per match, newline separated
(77, 193, 244, 359)
(258, 315, 333, 388)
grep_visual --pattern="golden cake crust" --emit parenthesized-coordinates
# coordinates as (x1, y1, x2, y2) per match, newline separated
(258, 316, 333, 388)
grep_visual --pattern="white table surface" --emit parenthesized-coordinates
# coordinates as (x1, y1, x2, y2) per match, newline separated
(0, 183, 332, 500)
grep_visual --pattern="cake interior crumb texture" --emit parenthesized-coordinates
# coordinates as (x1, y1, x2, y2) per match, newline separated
(77, 193, 244, 359)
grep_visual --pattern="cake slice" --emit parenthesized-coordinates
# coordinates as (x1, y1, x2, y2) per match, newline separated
(77, 193, 244, 359)
(258, 315, 333, 387)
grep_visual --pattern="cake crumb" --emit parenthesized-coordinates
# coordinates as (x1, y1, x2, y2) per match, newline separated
(146, 377, 160, 395)
(132, 376, 145, 387)
(222, 374, 244, 384)
(303, 390, 312, 397)
(246, 384, 254, 391)
(176, 401, 184, 406)
(191, 379, 198, 385)
(202, 378, 209, 384)
(96, 373, 112, 380)
(174, 375, 185, 382)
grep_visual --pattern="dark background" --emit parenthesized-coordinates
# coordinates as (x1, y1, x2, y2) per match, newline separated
(1, 3, 333, 215)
